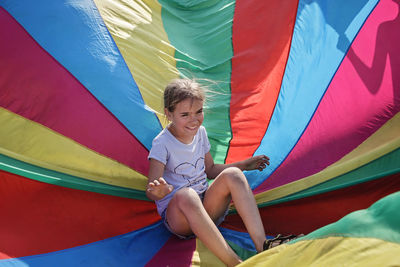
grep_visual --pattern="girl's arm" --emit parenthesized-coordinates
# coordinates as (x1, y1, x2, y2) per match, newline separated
(204, 152, 270, 179)
(146, 159, 173, 200)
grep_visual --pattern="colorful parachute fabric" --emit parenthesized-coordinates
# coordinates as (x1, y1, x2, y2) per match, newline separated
(241, 191, 400, 267)
(0, 0, 399, 266)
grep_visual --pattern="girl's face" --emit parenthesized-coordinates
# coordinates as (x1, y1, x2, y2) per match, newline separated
(166, 98, 204, 144)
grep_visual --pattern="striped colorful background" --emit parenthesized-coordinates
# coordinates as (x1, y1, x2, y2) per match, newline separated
(1, 0, 399, 266)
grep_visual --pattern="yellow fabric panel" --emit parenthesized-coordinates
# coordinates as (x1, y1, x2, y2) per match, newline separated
(0, 108, 147, 190)
(192, 238, 225, 267)
(255, 112, 400, 204)
(93, 0, 179, 126)
(239, 237, 400, 267)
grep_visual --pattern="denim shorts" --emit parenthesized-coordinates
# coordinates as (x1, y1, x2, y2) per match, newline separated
(161, 192, 229, 240)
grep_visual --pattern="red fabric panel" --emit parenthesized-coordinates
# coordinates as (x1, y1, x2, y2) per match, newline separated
(227, 0, 299, 163)
(222, 173, 400, 236)
(145, 237, 196, 267)
(0, 7, 149, 175)
(0, 170, 159, 259)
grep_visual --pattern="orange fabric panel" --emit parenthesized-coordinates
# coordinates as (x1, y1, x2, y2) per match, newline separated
(227, 0, 299, 162)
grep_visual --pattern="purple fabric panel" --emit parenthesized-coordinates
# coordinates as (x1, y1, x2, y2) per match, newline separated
(145, 236, 196, 267)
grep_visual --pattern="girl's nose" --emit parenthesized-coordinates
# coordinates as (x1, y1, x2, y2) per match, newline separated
(189, 114, 199, 123)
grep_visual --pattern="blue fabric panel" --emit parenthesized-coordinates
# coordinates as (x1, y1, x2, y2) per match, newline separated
(0, 0, 162, 149)
(0, 221, 171, 267)
(247, 0, 379, 188)
(220, 227, 256, 251)
(220, 227, 274, 252)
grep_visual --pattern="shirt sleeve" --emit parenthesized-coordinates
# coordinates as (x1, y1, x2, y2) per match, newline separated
(201, 126, 211, 154)
(148, 136, 168, 165)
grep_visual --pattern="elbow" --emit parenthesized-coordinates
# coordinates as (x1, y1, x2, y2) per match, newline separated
(205, 169, 216, 180)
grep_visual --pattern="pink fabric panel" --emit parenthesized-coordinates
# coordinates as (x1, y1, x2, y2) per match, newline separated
(0, 8, 149, 175)
(145, 237, 196, 267)
(255, 0, 400, 193)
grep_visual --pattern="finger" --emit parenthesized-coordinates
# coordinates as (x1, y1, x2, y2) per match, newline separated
(261, 155, 270, 163)
(153, 180, 160, 186)
(159, 177, 167, 185)
(255, 155, 263, 161)
(258, 163, 267, 171)
(167, 184, 174, 192)
(256, 155, 270, 164)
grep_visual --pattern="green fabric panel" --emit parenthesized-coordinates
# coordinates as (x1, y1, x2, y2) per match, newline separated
(291, 191, 400, 244)
(258, 148, 400, 208)
(226, 240, 256, 261)
(159, 0, 235, 163)
(293, 148, 400, 198)
(0, 153, 148, 200)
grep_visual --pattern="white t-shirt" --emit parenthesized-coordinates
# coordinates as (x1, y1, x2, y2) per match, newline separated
(148, 125, 211, 215)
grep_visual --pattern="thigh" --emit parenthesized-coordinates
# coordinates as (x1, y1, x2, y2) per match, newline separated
(165, 189, 199, 236)
(203, 174, 232, 223)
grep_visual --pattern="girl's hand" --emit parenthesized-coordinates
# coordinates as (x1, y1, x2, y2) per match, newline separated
(147, 177, 174, 200)
(243, 155, 270, 171)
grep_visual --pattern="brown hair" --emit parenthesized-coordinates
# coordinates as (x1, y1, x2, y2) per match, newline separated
(164, 79, 205, 112)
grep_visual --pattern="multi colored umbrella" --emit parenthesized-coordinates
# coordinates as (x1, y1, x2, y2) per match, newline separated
(1, 0, 399, 266)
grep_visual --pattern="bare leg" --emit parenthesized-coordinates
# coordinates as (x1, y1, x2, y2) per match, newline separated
(203, 167, 266, 252)
(166, 187, 242, 266)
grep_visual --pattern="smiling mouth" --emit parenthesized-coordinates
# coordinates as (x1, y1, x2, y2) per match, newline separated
(186, 126, 198, 131)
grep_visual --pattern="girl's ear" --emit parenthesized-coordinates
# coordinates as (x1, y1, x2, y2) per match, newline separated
(164, 108, 172, 121)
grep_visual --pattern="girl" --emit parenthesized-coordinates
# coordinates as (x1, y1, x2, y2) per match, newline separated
(146, 79, 270, 266)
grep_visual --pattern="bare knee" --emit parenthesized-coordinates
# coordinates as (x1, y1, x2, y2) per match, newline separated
(173, 187, 202, 211)
(221, 166, 242, 176)
(220, 167, 248, 187)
